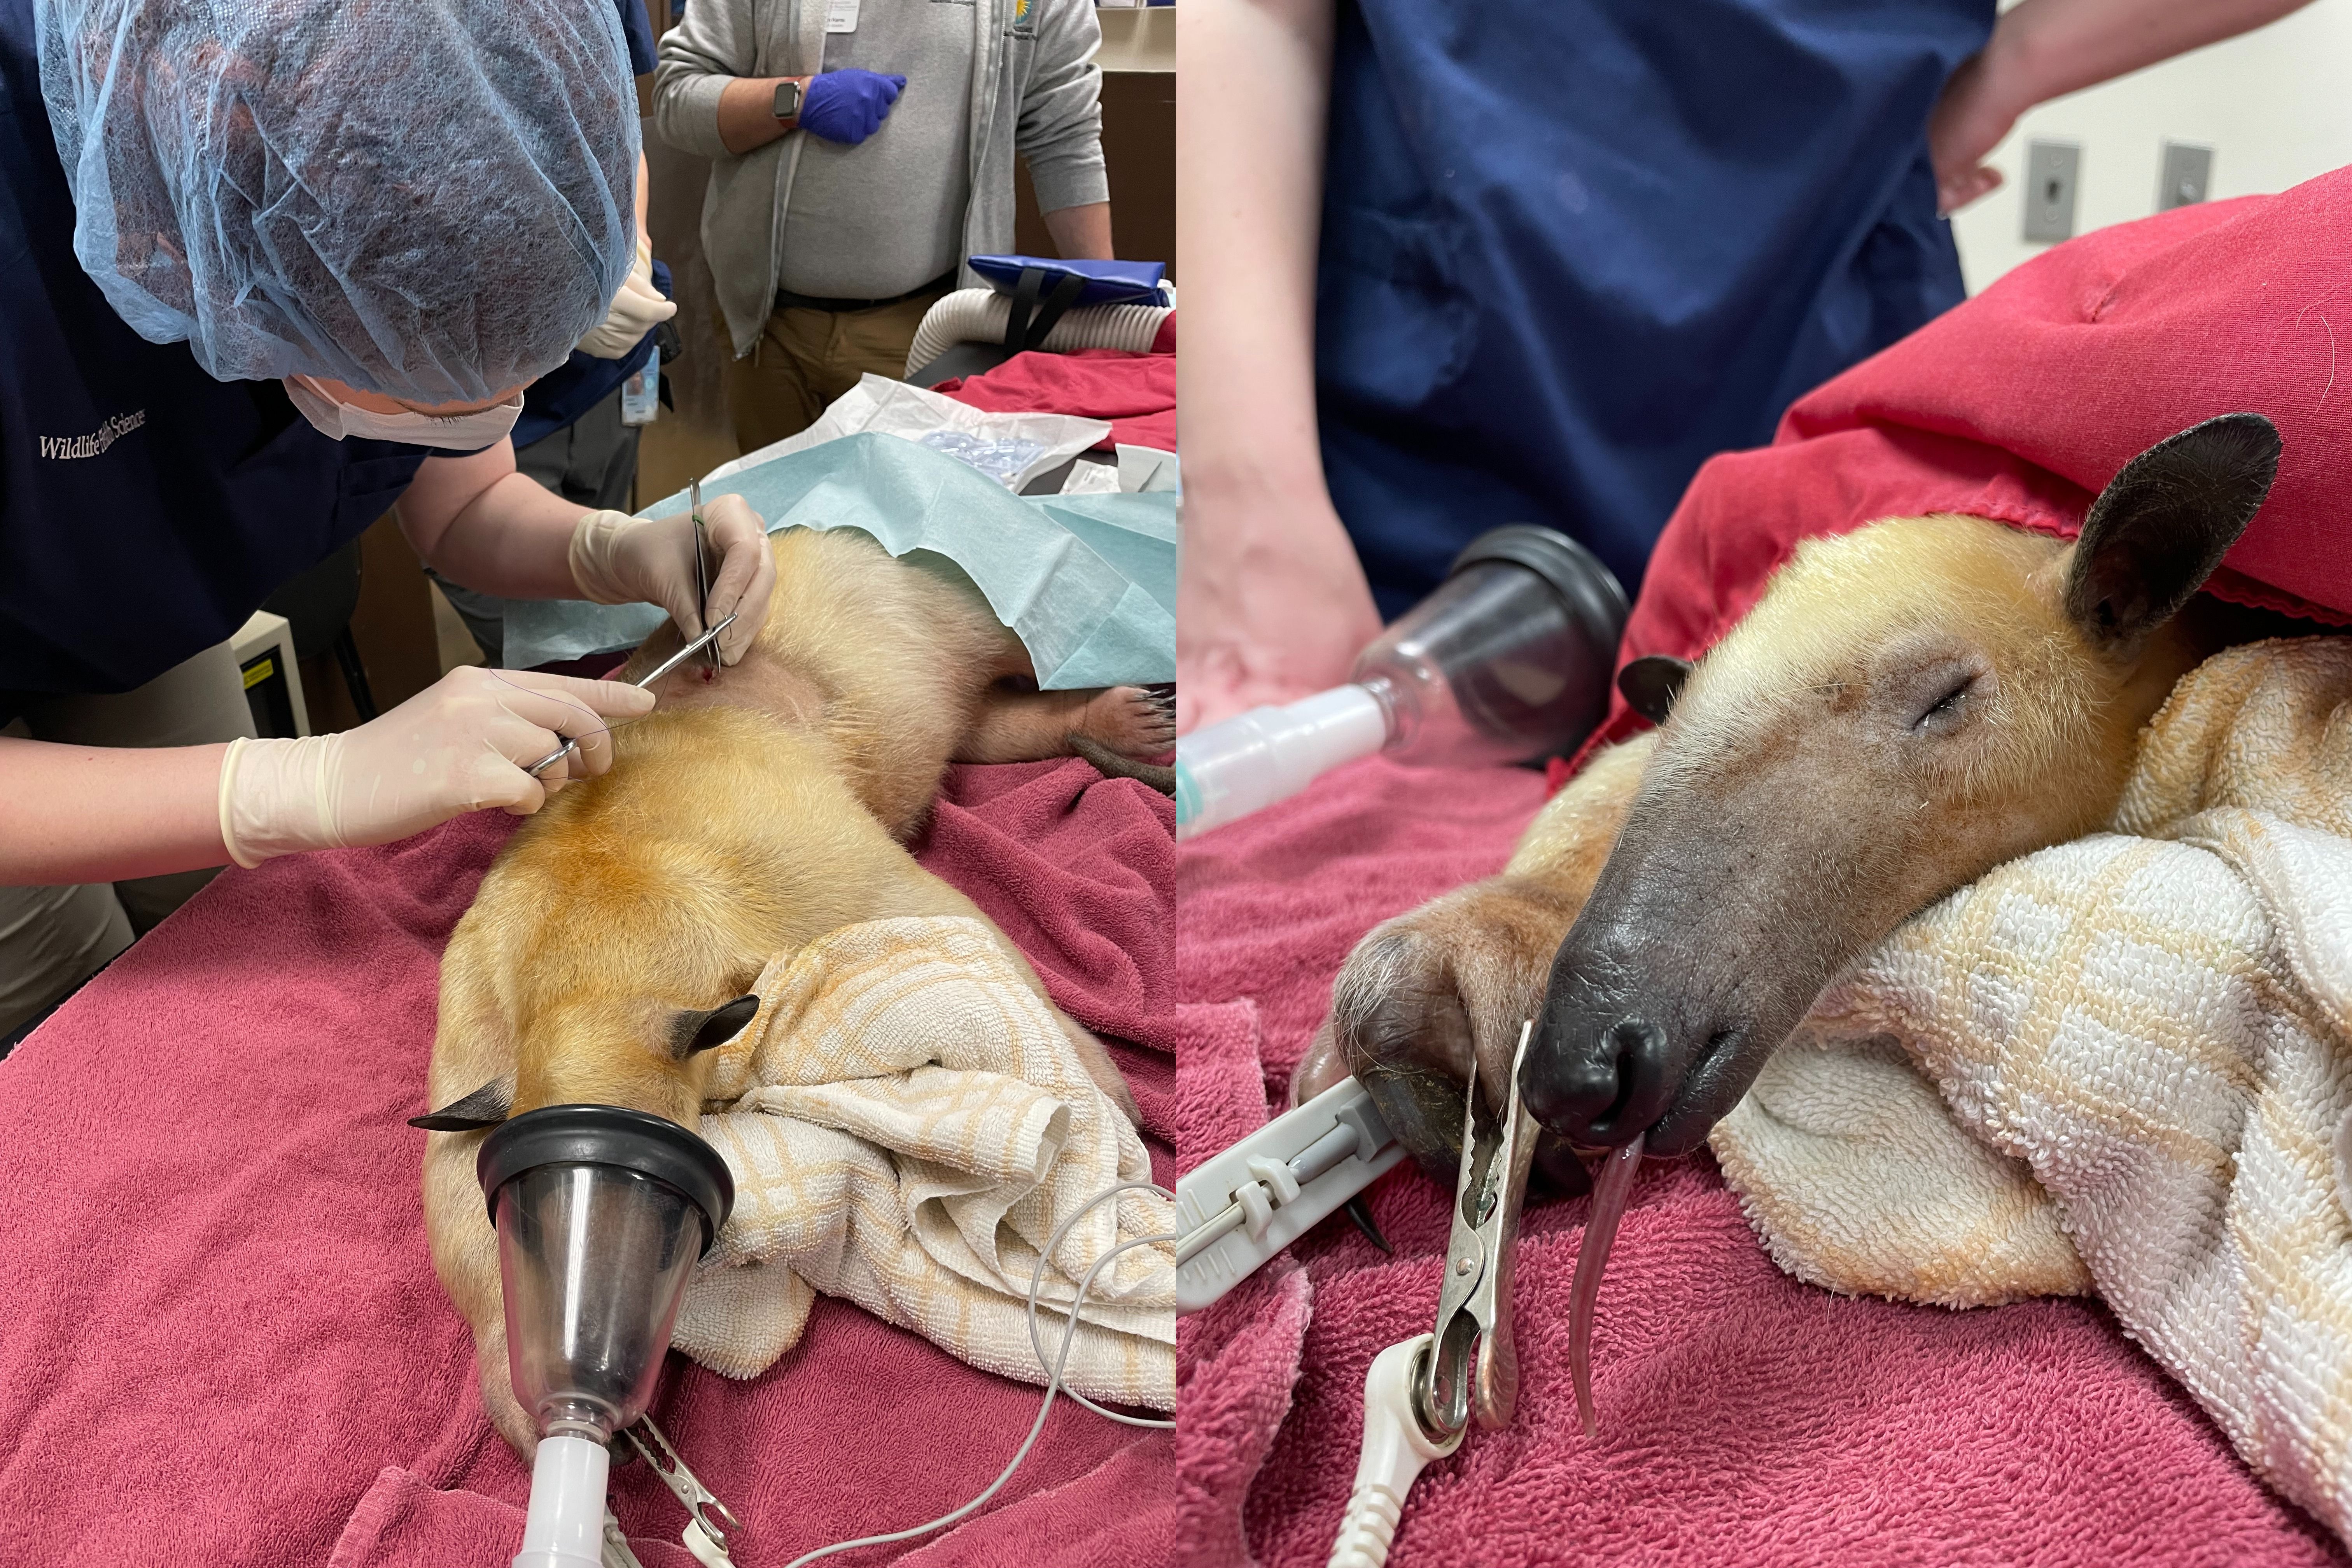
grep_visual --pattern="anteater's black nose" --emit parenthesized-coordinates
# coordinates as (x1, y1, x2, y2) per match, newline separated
(1521, 1014, 1672, 1147)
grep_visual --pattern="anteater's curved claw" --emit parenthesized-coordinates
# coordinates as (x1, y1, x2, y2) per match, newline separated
(1342, 1194, 1392, 1254)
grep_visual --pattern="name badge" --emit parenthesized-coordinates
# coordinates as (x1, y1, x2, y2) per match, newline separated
(825, 0, 859, 32)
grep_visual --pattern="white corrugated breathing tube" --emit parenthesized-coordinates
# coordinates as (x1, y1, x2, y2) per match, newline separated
(904, 287, 1176, 377)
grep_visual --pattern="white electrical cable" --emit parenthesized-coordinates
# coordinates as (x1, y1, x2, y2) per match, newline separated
(1030, 1188, 1179, 1430)
(780, 1180, 1176, 1568)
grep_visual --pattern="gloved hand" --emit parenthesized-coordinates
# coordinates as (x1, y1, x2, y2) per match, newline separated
(800, 69, 906, 146)
(217, 668, 657, 866)
(576, 237, 678, 360)
(567, 491, 776, 665)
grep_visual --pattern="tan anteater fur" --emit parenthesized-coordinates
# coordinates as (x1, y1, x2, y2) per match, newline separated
(418, 524, 1169, 1451)
(1302, 414, 2288, 1184)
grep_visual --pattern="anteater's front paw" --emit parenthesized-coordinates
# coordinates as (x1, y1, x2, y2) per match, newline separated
(1323, 875, 1588, 1188)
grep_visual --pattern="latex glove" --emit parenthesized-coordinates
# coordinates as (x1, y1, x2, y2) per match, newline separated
(1176, 486, 1382, 735)
(217, 668, 656, 866)
(577, 238, 677, 360)
(567, 492, 776, 665)
(800, 69, 906, 146)
(1927, 49, 2021, 214)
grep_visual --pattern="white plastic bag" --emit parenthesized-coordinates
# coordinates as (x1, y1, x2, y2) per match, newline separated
(713, 374, 1108, 494)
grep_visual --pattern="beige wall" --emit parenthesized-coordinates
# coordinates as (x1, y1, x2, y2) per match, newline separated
(1950, 0, 2352, 294)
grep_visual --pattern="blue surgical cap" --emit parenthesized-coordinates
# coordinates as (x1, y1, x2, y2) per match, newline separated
(34, 0, 639, 406)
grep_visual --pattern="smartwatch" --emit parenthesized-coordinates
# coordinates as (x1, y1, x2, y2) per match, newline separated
(772, 78, 804, 124)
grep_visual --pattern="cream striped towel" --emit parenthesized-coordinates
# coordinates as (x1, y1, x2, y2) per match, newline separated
(667, 915, 1173, 1412)
(1713, 637, 2352, 1540)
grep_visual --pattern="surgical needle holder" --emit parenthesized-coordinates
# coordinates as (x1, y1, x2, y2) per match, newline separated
(522, 612, 738, 779)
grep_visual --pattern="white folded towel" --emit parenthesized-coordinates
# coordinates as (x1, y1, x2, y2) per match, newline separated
(1715, 637, 2352, 1540)
(669, 915, 1173, 1411)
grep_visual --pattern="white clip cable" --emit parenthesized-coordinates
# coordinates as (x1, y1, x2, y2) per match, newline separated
(626, 1413, 743, 1564)
(1328, 1336, 1462, 1568)
(599, 1512, 646, 1568)
(781, 1181, 1175, 1568)
(680, 1521, 729, 1568)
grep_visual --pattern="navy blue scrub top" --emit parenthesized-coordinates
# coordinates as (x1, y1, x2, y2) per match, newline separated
(1316, 0, 1995, 617)
(512, 259, 673, 452)
(0, 0, 655, 705)
(513, 0, 666, 453)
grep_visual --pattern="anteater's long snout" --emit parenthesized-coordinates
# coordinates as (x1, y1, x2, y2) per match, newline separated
(1524, 940, 1769, 1161)
(1519, 812, 1821, 1158)
(1519, 1012, 1677, 1148)
(1522, 972, 1764, 1157)
(1503, 412, 2291, 1162)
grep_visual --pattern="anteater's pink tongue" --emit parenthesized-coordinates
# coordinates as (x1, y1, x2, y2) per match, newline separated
(1568, 1133, 1644, 1441)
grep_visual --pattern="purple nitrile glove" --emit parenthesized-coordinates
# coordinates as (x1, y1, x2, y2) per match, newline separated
(800, 69, 906, 146)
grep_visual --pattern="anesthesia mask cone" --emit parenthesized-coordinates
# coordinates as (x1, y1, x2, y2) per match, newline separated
(1176, 525, 1627, 838)
(478, 1106, 735, 1568)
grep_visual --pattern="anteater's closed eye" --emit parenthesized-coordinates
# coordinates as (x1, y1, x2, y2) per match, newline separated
(1912, 675, 1976, 732)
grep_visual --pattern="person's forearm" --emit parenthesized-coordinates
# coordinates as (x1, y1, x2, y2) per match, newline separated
(1987, 0, 2315, 111)
(397, 445, 587, 600)
(1177, 0, 1339, 516)
(716, 75, 808, 156)
(1042, 201, 1114, 261)
(634, 151, 651, 253)
(652, 18, 748, 161)
(0, 737, 229, 884)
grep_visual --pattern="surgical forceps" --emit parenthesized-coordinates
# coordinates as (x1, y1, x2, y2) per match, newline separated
(690, 477, 721, 676)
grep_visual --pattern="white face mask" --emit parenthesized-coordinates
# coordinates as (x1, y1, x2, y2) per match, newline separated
(283, 376, 524, 452)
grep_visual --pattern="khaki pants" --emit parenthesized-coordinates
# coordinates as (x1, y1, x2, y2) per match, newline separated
(722, 285, 949, 457)
(0, 640, 256, 1040)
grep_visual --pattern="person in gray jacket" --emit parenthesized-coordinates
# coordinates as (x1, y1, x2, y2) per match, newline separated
(655, 0, 1115, 454)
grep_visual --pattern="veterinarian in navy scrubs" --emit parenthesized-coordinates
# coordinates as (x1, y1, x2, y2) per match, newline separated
(1174, 0, 2323, 731)
(0, 0, 777, 1041)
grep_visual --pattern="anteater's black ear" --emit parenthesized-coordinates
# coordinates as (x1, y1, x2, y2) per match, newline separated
(1617, 655, 1693, 727)
(2066, 413, 2280, 653)
(672, 995, 761, 1058)
(409, 1076, 514, 1132)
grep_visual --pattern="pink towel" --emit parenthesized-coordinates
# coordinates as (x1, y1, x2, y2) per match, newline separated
(0, 757, 1171, 1568)
(1174, 755, 2345, 1568)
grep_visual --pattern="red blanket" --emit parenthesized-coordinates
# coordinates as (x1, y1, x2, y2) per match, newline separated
(1174, 756, 2344, 1568)
(936, 348, 1177, 454)
(1580, 164, 2352, 766)
(0, 759, 1174, 1568)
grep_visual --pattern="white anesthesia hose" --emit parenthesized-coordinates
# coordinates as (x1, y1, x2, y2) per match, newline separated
(513, 1433, 610, 1568)
(1176, 684, 1391, 841)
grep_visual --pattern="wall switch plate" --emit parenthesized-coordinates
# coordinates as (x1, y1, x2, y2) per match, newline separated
(2023, 140, 2080, 242)
(2159, 142, 2213, 210)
